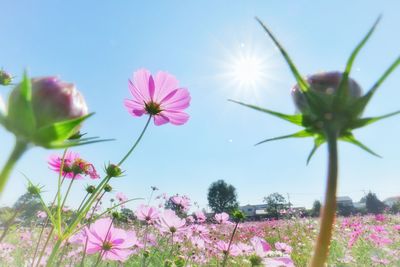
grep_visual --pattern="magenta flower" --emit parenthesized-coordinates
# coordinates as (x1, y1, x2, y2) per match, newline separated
(48, 151, 99, 179)
(135, 204, 159, 224)
(124, 69, 191, 126)
(84, 218, 140, 262)
(250, 237, 271, 257)
(214, 212, 229, 224)
(157, 209, 186, 234)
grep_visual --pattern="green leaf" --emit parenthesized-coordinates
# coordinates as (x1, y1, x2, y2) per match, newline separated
(353, 56, 400, 116)
(229, 99, 304, 126)
(33, 113, 94, 145)
(6, 73, 36, 136)
(352, 110, 400, 129)
(340, 133, 381, 158)
(255, 130, 312, 146)
(307, 135, 325, 165)
(255, 17, 309, 93)
(336, 16, 381, 105)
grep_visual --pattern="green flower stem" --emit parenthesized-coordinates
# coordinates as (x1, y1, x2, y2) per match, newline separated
(222, 221, 239, 267)
(0, 139, 28, 195)
(118, 115, 152, 166)
(310, 129, 338, 267)
(46, 116, 152, 266)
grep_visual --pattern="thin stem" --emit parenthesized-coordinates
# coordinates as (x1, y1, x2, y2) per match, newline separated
(310, 129, 338, 267)
(76, 192, 89, 213)
(222, 221, 239, 267)
(0, 139, 28, 195)
(118, 115, 152, 166)
(60, 177, 75, 210)
(35, 227, 55, 267)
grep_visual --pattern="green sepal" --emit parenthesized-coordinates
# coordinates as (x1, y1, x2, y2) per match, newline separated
(229, 99, 304, 126)
(32, 113, 93, 145)
(353, 56, 400, 117)
(307, 135, 325, 165)
(352, 110, 400, 129)
(255, 130, 312, 146)
(340, 133, 381, 158)
(255, 17, 309, 93)
(48, 137, 115, 149)
(335, 16, 381, 106)
(6, 72, 36, 136)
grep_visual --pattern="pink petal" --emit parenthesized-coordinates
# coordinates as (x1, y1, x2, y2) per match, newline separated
(153, 71, 179, 102)
(160, 88, 191, 111)
(154, 114, 170, 126)
(129, 69, 152, 103)
(124, 99, 146, 117)
(160, 110, 189, 125)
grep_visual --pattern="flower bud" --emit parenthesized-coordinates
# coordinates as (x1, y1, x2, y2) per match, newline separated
(0, 70, 12, 86)
(85, 185, 96, 194)
(5, 76, 89, 147)
(111, 211, 121, 220)
(232, 210, 245, 223)
(105, 163, 123, 178)
(27, 184, 41, 195)
(292, 72, 362, 116)
(104, 184, 112, 192)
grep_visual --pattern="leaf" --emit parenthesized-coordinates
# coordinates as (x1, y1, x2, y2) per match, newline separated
(307, 135, 325, 165)
(255, 130, 312, 146)
(255, 17, 309, 93)
(352, 110, 400, 129)
(353, 56, 400, 116)
(340, 133, 381, 158)
(229, 99, 304, 126)
(336, 16, 381, 105)
(33, 113, 94, 145)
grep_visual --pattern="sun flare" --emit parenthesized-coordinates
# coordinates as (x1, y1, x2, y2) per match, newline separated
(231, 53, 265, 88)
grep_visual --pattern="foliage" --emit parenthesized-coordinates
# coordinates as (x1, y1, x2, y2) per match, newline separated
(207, 180, 239, 214)
(365, 192, 386, 214)
(310, 200, 321, 217)
(263, 192, 287, 219)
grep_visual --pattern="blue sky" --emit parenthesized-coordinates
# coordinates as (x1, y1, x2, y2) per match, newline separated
(1, 1, 399, 211)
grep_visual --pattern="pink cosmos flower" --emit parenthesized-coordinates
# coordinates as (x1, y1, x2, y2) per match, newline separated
(171, 195, 191, 212)
(216, 241, 240, 257)
(264, 257, 295, 267)
(115, 192, 128, 207)
(48, 151, 99, 179)
(84, 218, 140, 262)
(124, 69, 191, 126)
(215, 212, 229, 224)
(157, 209, 186, 234)
(251, 237, 271, 257)
(195, 211, 206, 223)
(37, 211, 47, 219)
(135, 204, 159, 224)
(275, 242, 293, 254)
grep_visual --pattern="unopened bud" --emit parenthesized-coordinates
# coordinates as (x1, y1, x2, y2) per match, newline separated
(85, 185, 96, 194)
(0, 70, 12, 86)
(106, 163, 123, 178)
(104, 184, 112, 192)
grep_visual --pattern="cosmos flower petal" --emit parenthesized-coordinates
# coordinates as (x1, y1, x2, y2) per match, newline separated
(132, 69, 152, 102)
(160, 110, 189, 125)
(154, 71, 179, 102)
(154, 114, 170, 126)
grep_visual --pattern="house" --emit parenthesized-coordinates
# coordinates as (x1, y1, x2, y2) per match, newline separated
(383, 196, 400, 207)
(336, 196, 353, 207)
(239, 204, 267, 217)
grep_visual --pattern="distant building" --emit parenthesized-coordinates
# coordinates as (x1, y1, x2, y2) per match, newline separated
(353, 202, 366, 210)
(239, 204, 267, 217)
(383, 196, 400, 207)
(336, 196, 353, 207)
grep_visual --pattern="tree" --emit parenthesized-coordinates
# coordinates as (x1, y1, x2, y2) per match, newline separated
(263, 193, 287, 219)
(13, 193, 42, 225)
(365, 192, 386, 214)
(337, 203, 354, 217)
(311, 200, 321, 217)
(207, 180, 238, 214)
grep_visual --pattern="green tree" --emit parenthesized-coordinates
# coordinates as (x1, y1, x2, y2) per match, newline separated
(391, 201, 400, 214)
(263, 193, 287, 219)
(207, 180, 239, 213)
(365, 192, 386, 214)
(311, 200, 321, 217)
(14, 192, 42, 225)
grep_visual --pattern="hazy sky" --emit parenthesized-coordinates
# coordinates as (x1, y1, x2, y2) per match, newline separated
(1, 1, 399, 211)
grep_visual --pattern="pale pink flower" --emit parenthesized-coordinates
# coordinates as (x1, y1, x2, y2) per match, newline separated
(195, 211, 206, 223)
(157, 210, 186, 234)
(215, 212, 229, 224)
(264, 257, 295, 267)
(251, 237, 271, 257)
(135, 205, 159, 224)
(275, 242, 293, 254)
(216, 241, 240, 257)
(48, 151, 99, 179)
(84, 218, 140, 261)
(171, 195, 191, 212)
(124, 69, 191, 126)
(116, 192, 128, 208)
(37, 211, 47, 219)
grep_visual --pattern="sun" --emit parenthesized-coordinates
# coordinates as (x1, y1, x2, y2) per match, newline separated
(231, 52, 265, 88)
